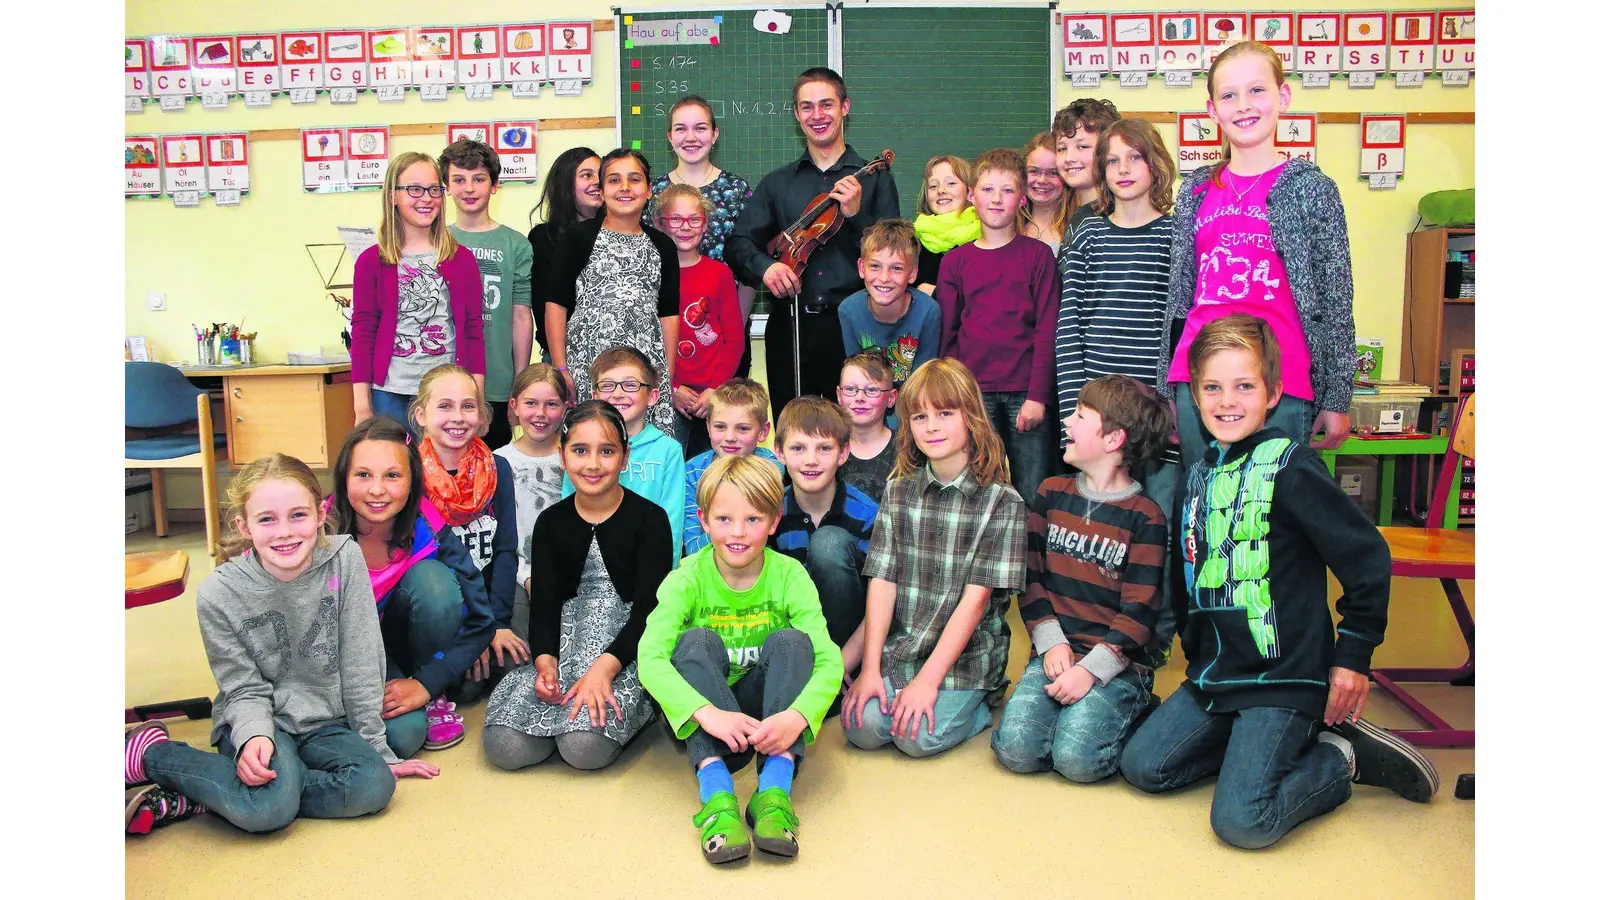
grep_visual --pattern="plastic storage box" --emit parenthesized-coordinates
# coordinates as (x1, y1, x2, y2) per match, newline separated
(1348, 395, 1424, 436)
(1335, 455, 1381, 522)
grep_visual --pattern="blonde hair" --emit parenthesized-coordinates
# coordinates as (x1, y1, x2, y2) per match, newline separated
(1207, 41, 1287, 189)
(916, 155, 973, 216)
(378, 152, 458, 266)
(1093, 118, 1177, 216)
(1019, 132, 1068, 238)
(508, 362, 572, 428)
(859, 218, 919, 265)
(891, 359, 1008, 488)
(972, 147, 1025, 190)
(654, 183, 714, 220)
(775, 396, 852, 447)
(697, 454, 783, 519)
(1186, 313, 1284, 401)
(410, 364, 488, 437)
(220, 454, 331, 562)
(841, 350, 894, 388)
(706, 377, 771, 426)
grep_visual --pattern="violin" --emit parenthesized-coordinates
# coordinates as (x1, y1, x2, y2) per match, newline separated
(765, 149, 895, 279)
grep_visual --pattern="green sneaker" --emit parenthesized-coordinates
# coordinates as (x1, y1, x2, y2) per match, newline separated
(692, 792, 751, 865)
(744, 786, 800, 858)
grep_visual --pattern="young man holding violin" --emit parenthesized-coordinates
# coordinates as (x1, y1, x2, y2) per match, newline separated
(726, 67, 900, 420)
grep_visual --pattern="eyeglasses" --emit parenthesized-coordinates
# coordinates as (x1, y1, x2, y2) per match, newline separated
(397, 184, 445, 198)
(663, 215, 706, 229)
(1025, 167, 1062, 180)
(596, 379, 654, 394)
(839, 385, 888, 399)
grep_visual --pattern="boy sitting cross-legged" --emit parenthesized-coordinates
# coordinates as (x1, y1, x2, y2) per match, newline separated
(770, 397, 879, 691)
(638, 456, 845, 865)
(990, 375, 1171, 783)
(683, 377, 782, 556)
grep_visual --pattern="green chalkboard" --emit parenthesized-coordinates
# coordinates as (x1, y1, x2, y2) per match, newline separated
(841, 5, 1054, 218)
(617, 7, 832, 191)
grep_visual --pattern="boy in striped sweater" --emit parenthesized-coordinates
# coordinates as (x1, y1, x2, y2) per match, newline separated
(991, 375, 1171, 783)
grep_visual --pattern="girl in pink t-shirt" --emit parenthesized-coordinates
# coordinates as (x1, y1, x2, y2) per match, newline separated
(1157, 41, 1357, 473)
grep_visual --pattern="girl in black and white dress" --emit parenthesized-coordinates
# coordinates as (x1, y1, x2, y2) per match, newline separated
(545, 149, 681, 436)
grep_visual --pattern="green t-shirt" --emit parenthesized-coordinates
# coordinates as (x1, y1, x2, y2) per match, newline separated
(448, 224, 533, 402)
(638, 547, 843, 744)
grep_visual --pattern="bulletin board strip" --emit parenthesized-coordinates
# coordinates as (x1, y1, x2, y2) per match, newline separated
(1122, 111, 1473, 125)
(248, 117, 616, 142)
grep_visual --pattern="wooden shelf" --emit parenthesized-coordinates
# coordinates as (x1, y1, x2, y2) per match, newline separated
(1444, 297, 1475, 304)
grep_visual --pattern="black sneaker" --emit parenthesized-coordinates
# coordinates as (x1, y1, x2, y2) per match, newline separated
(1335, 717, 1439, 803)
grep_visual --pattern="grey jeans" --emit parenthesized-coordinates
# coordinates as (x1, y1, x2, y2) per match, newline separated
(671, 627, 815, 773)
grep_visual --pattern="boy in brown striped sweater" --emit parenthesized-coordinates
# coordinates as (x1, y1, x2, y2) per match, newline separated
(991, 375, 1171, 782)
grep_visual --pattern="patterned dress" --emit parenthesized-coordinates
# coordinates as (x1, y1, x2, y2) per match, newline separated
(483, 536, 653, 744)
(566, 228, 676, 434)
(646, 170, 753, 263)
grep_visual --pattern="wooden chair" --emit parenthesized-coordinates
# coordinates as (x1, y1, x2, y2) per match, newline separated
(125, 550, 213, 723)
(125, 362, 223, 562)
(1372, 393, 1475, 748)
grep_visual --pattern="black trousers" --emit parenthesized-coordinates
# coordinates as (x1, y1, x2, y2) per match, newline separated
(763, 301, 846, 422)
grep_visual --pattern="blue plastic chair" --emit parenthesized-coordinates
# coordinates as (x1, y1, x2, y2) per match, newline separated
(125, 362, 224, 559)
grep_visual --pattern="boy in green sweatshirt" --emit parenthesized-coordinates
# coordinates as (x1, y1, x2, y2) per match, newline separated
(638, 455, 843, 865)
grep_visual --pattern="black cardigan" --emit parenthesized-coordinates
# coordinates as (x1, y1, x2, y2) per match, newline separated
(527, 488, 673, 669)
(545, 215, 680, 320)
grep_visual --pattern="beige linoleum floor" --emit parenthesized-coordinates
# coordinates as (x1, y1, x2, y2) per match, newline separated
(125, 519, 1474, 899)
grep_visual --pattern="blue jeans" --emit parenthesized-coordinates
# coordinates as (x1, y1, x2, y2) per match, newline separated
(991, 657, 1153, 783)
(142, 724, 395, 834)
(1121, 684, 1352, 849)
(379, 560, 468, 758)
(804, 525, 867, 654)
(1176, 388, 1315, 476)
(371, 388, 417, 437)
(842, 678, 992, 758)
(983, 390, 1055, 504)
(1136, 458, 1181, 665)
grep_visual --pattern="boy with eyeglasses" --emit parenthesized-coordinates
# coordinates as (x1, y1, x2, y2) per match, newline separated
(837, 219, 942, 390)
(564, 346, 688, 563)
(657, 183, 744, 461)
(682, 378, 782, 556)
(835, 351, 898, 504)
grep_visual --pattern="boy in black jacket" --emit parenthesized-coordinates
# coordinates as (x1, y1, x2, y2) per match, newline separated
(1121, 314, 1437, 850)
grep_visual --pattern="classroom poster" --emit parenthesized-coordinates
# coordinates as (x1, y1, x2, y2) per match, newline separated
(125, 136, 161, 197)
(302, 127, 347, 192)
(1276, 113, 1317, 164)
(126, 40, 151, 99)
(1342, 12, 1387, 74)
(161, 134, 205, 195)
(448, 122, 492, 145)
(492, 120, 538, 182)
(149, 36, 194, 99)
(1436, 10, 1475, 72)
(1252, 13, 1296, 71)
(324, 29, 369, 90)
(1110, 14, 1157, 74)
(1062, 14, 1110, 76)
(280, 31, 324, 92)
(237, 34, 280, 95)
(1359, 114, 1406, 176)
(205, 133, 250, 195)
(1156, 14, 1202, 71)
(192, 35, 237, 96)
(1389, 11, 1436, 73)
(412, 27, 456, 86)
(1297, 14, 1341, 75)
(368, 27, 412, 88)
(1202, 13, 1248, 67)
(548, 21, 593, 81)
(501, 24, 547, 86)
(456, 26, 501, 85)
(346, 127, 390, 187)
(1176, 113, 1222, 174)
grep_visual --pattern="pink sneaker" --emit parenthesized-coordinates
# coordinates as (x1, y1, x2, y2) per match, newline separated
(423, 697, 465, 750)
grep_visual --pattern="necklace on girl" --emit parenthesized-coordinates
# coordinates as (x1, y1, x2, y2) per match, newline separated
(1225, 168, 1268, 202)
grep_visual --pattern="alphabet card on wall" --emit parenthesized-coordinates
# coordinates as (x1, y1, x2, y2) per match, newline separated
(345, 127, 390, 188)
(205, 133, 249, 204)
(457, 26, 501, 97)
(412, 26, 456, 95)
(1437, 9, 1474, 82)
(324, 29, 369, 99)
(368, 27, 412, 96)
(549, 21, 593, 93)
(1176, 113, 1222, 174)
(1389, 11, 1436, 84)
(447, 122, 491, 145)
(1111, 13, 1156, 80)
(1063, 14, 1110, 86)
(502, 24, 547, 95)
(1359, 114, 1405, 188)
(161, 134, 205, 205)
(1276, 113, 1317, 164)
(1157, 13, 1202, 84)
(1252, 13, 1296, 71)
(493, 120, 538, 182)
(1342, 12, 1387, 83)
(192, 35, 237, 105)
(1297, 14, 1340, 85)
(281, 31, 323, 100)
(237, 34, 280, 104)
(125, 136, 162, 198)
(1202, 13, 1248, 67)
(149, 36, 194, 107)
(302, 127, 347, 193)
(126, 40, 151, 107)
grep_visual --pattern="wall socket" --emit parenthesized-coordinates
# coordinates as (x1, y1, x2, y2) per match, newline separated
(147, 292, 166, 311)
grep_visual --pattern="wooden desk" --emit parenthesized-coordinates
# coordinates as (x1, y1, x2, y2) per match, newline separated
(176, 363, 353, 469)
(1320, 435, 1464, 529)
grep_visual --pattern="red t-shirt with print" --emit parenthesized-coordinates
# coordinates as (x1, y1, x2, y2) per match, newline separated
(673, 258, 744, 391)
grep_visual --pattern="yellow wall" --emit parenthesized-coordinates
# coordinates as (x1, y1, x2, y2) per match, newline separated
(128, 1, 1471, 502)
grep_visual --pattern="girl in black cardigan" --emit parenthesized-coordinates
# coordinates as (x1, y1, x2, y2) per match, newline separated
(482, 402, 674, 770)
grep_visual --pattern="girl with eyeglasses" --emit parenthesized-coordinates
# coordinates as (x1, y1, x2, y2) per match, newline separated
(655, 182, 743, 460)
(351, 151, 486, 431)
